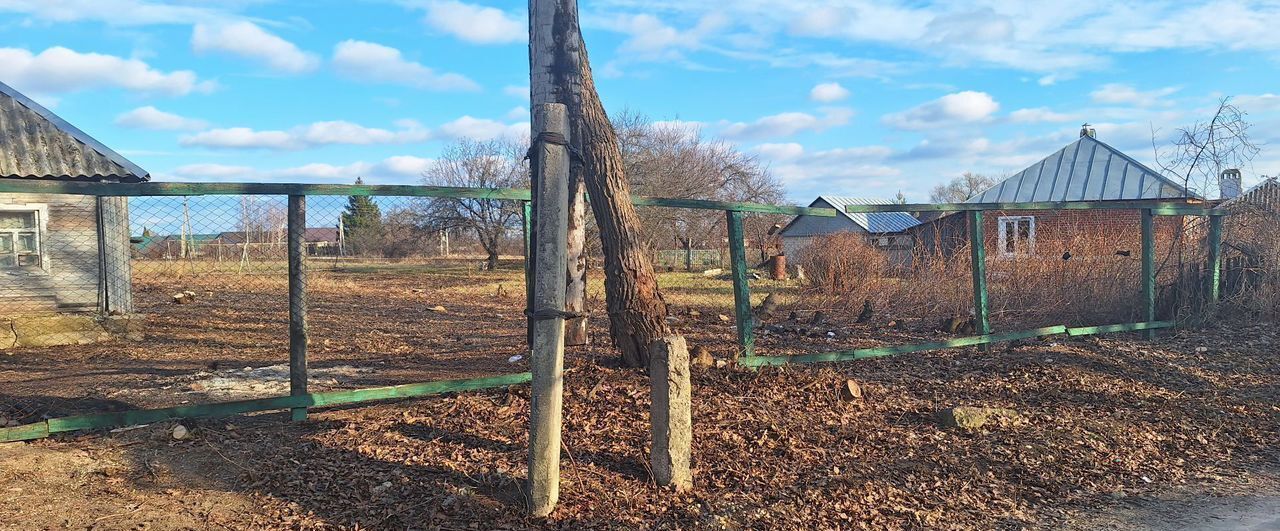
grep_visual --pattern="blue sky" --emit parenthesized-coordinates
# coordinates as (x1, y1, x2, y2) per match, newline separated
(2, 0, 1279, 204)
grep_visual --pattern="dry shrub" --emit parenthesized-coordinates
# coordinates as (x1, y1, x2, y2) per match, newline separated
(797, 232, 887, 295)
(795, 233, 972, 324)
(1224, 207, 1280, 318)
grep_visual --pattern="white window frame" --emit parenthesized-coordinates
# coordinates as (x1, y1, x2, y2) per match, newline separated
(997, 215, 1036, 258)
(0, 203, 50, 273)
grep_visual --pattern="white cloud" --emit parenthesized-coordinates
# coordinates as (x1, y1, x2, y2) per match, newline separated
(1090, 83, 1180, 107)
(503, 84, 528, 98)
(750, 141, 899, 191)
(169, 156, 435, 184)
(719, 107, 853, 140)
(332, 40, 479, 91)
(0, 0, 222, 26)
(422, 0, 523, 44)
(505, 106, 529, 121)
(438, 116, 528, 141)
(191, 21, 319, 74)
(1233, 93, 1280, 113)
(1008, 107, 1075, 124)
(0, 46, 214, 96)
(809, 82, 850, 103)
(114, 106, 208, 131)
(881, 91, 999, 130)
(180, 120, 430, 150)
(180, 127, 296, 150)
(602, 12, 727, 68)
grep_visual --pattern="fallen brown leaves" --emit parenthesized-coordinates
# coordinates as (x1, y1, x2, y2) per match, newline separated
(148, 321, 1279, 529)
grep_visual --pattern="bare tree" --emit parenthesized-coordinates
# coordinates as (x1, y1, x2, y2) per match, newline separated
(613, 110, 785, 254)
(419, 139, 529, 270)
(929, 172, 995, 203)
(1153, 97, 1261, 198)
(532, 0, 672, 367)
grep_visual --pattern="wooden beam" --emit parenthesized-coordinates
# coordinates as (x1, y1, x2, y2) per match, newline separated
(0, 373, 533, 443)
(287, 195, 308, 422)
(725, 210, 755, 358)
(738, 326, 1069, 367)
(843, 200, 1211, 216)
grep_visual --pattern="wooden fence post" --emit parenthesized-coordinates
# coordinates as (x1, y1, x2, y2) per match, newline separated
(726, 210, 754, 358)
(1141, 209, 1157, 339)
(287, 195, 308, 421)
(967, 210, 991, 341)
(97, 196, 134, 315)
(1207, 213, 1224, 304)
(527, 103, 570, 518)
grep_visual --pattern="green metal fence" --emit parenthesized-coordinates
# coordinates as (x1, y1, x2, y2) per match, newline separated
(0, 178, 1229, 442)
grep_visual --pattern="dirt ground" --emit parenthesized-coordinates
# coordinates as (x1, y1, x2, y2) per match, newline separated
(2, 305, 1278, 529)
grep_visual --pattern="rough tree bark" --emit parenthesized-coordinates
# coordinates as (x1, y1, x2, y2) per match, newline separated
(530, 0, 671, 367)
(530, 1, 588, 347)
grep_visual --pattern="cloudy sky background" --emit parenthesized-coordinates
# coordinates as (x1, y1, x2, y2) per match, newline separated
(2, 0, 1279, 203)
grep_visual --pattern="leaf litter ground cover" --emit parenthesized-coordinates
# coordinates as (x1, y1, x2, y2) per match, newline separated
(1, 320, 1277, 529)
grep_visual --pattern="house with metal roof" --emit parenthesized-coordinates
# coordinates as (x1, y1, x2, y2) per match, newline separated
(1, 80, 148, 348)
(911, 128, 1200, 262)
(777, 196, 922, 269)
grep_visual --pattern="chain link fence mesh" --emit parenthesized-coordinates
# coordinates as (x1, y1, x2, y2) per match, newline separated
(0, 192, 1244, 429)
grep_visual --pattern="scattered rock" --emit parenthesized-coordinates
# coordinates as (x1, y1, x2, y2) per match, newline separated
(1195, 346, 1209, 353)
(809, 311, 826, 326)
(702, 268, 723, 277)
(839, 380, 863, 401)
(172, 424, 190, 440)
(687, 309, 701, 318)
(717, 314, 731, 323)
(692, 346, 714, 370)
(428, 305, 447, 313)
(937, 406, 1021, 429)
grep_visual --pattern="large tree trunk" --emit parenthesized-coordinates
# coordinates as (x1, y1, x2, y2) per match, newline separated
(531, 0, 670, 367)
(530, 1, 589, 347)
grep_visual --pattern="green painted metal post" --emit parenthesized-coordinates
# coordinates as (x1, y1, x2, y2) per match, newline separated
(967, 210, 991, 342)
(1207, 214, 1224, 304)
(1141, 209, 1157, 339)
(726, 210, 754, 358)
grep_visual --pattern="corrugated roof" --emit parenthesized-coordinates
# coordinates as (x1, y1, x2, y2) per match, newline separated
(819, 196, 922, 233)
(1222, 177, 1280, 212)
(0, 81, 149, 182)
(966, 135, 1198, 203)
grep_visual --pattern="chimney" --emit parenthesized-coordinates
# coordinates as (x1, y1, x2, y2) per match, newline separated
(1220, 169, 1243, 200)
(1079, 123, 1097, 139)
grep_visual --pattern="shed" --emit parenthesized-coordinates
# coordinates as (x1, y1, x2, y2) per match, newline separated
(911, 130, 1200, 261)
(778, 196, 921, 268)
(0, 81, 148, 348)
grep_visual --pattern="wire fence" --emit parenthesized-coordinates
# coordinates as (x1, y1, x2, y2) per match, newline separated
(0, 181, 1248, 439)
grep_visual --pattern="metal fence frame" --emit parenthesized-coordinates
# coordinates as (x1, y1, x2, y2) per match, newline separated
(0, 180, 1230, 441)
(734, 200, 1227, 366)
(0, 180, 831, 442)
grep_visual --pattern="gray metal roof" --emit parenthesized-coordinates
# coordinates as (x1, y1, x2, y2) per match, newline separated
(1222, 177, 1280, 212)
(0, 81, 149, 182)
(967, 135, 1198, 203)
(818, 196, 921, 233)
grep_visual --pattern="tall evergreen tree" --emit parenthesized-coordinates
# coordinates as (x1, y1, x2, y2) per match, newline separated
(341, 177, 385, 256)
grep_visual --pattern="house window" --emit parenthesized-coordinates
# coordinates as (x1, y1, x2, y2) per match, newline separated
(0, 208, 43, 270)
(997, 216, 1035, 257)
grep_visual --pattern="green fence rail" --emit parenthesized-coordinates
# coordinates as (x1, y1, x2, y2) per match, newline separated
(0, 180, 1226, 442)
